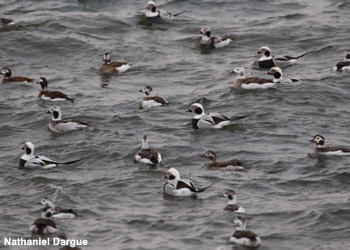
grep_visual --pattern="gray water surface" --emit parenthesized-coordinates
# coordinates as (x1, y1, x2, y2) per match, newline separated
(1, 0, 350, 249)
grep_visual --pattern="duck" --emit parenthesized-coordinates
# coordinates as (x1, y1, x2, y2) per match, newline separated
(310, 135, 350, 155)
(200, 26, 232, 48)
(99, 53, 131, 74)
(47, 106, 88, 133)
(135, 135, 162, 166)
(0, 17, 15, 29)
(19, 142, 83, 168)
(230, 216, 261, 247)
(41, 206, 78, 219)
(163, 168, 211, 197)
(333, 51, 350, 72)
(37, 77, 74, 103)
(266, 67, 299, 84)
(204, 150, 246, 171)
(0, 67, 34, 84)
(139, 86, 169, 109)
(145, 1, 184, 20)
(30, 218, 57, 234)
(222, 190, 246, 213)
(256, 46, 311, 69)
(186, 103, 230, 129)
(231, 66, 275, 89)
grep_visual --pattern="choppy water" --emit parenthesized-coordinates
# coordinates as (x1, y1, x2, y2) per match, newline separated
(1, 0, 350, 249)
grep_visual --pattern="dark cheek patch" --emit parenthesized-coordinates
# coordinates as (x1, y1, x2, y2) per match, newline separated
(194, 107, 202, 115)
(274, 72, 281, 79)
(206, 31, 211, 37)
(151, 6, 156, 12)
(169, 175, 175, 180)
(26, 148, 31, 155)
(319, 140, 325, 146)
(264, 51, 270, 57)
(53, 111, 59, 119)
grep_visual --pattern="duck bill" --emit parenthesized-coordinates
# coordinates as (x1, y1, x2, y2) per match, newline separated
(255, 51, 261, 55)
(186, 109, 192, 112)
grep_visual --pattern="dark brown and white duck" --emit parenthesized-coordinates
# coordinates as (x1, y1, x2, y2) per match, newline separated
(222, 190, 246, 213)
(256, 46, 311, 69)
(99, 53, 131, 74)
(0, 17, 15, 29)
(266, 67, 299, 84)
(135, 135, 162, 166)
(47, 106, 88, 133)
(37, 77, 74, 103)
(145, 1, 184, 20)
(20, 142, 83, 169)
(0, 67, 34, 84)
(204, 150, 247, 171)
(230, 216, 261, 247)
(310, 135, 350, 155)
(139, 86, 168, 109)
(30, 218, 57, 234)
(231, 66, 275, 89)
(40, 198, 78, 219)
(333, 51, 350, 72)
(186, 103, 230, 129)
(200, 26, 232, 48)
(163, 168, 211, 197)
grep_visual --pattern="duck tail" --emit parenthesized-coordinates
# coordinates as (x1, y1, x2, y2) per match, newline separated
(196, 183, 214, 193)
(173, 11, 186, 17)
(59, 158, 85, 165)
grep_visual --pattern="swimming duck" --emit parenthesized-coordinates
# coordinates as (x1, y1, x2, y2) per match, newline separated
(204, 150, 246, 171)
(40, 198, 78, 219)
(37, 77, 74, 103)
(47, 106, 88, 133)
(163, 168, 211, 196)
(30, 218, 57, 234)
(231, 66, 275, 89)
(266, 67, 299, 84)
(99, 53, 131, 74)
(145, 1, 184, 20)
(256, 46, 311, 69)
(200, 26, 232, 49)
(139, 86, 169, 109)
(230, 216, 261, 247)
(0, 67, 34, 84)
(222, 190, 246, 213)
(135, 135, 162, 166)
(0, 17, 15, 29)
(310, 135, 350, 155)
(19, 142, 83, 168)
(186, 103, 230, 129)
(333, 51, 350, 72)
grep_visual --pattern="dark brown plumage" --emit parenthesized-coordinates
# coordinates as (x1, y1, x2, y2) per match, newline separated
(0, 67, 34, 84)
(143, 96, 168, 105)
(31, 218, 57, 234)
(232, 230, 259, 241)
(224, 204, 240, 211)
(335, 61, 350, 71)
(137, 149, 160, 165)
(99, 53, 130, 73)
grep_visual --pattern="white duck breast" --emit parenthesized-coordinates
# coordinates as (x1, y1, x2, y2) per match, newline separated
(47, 106, 88, 133)
(139, 86, 169, 110)
(200, 26, 232, 49)
(145, 1, 183, 20)
(230, 216, 261, 247)
(333, 52, 350, 71)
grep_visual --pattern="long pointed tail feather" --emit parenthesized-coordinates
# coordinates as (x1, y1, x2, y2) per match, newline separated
(58, 158, 85, 165)
(174, 11, 186, 17)
(195, 183, 214, 193)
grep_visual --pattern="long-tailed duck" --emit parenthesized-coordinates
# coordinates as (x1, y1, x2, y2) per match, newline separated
(30, 218, 57, 234)
(163, 168, 211, 197)
(230, 216, 261, 247)
(20, 142, 83, 168)
(204, 150, 246, 171)
(222, 190, 246, 213)
(0, 17, 15, 29)
(0, 67, 34, 84)
(310, 135, 350, 155)
(41, 206, 78, 219)
(266, 67, 299, 84)
(186, 103, 230, 129)
(139, 86, 169, 109)
(135, 135, 162, 166)
(333, 51, 350, 72)
(231, 66, 275, 89)
(47, 106, 88, 133)
(99, 53, 131, 74)
(37, 77, 74, 103)
(145, 1, 184, 20)
(256, 46, 311, 69)
(200, 26, 232, 49)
